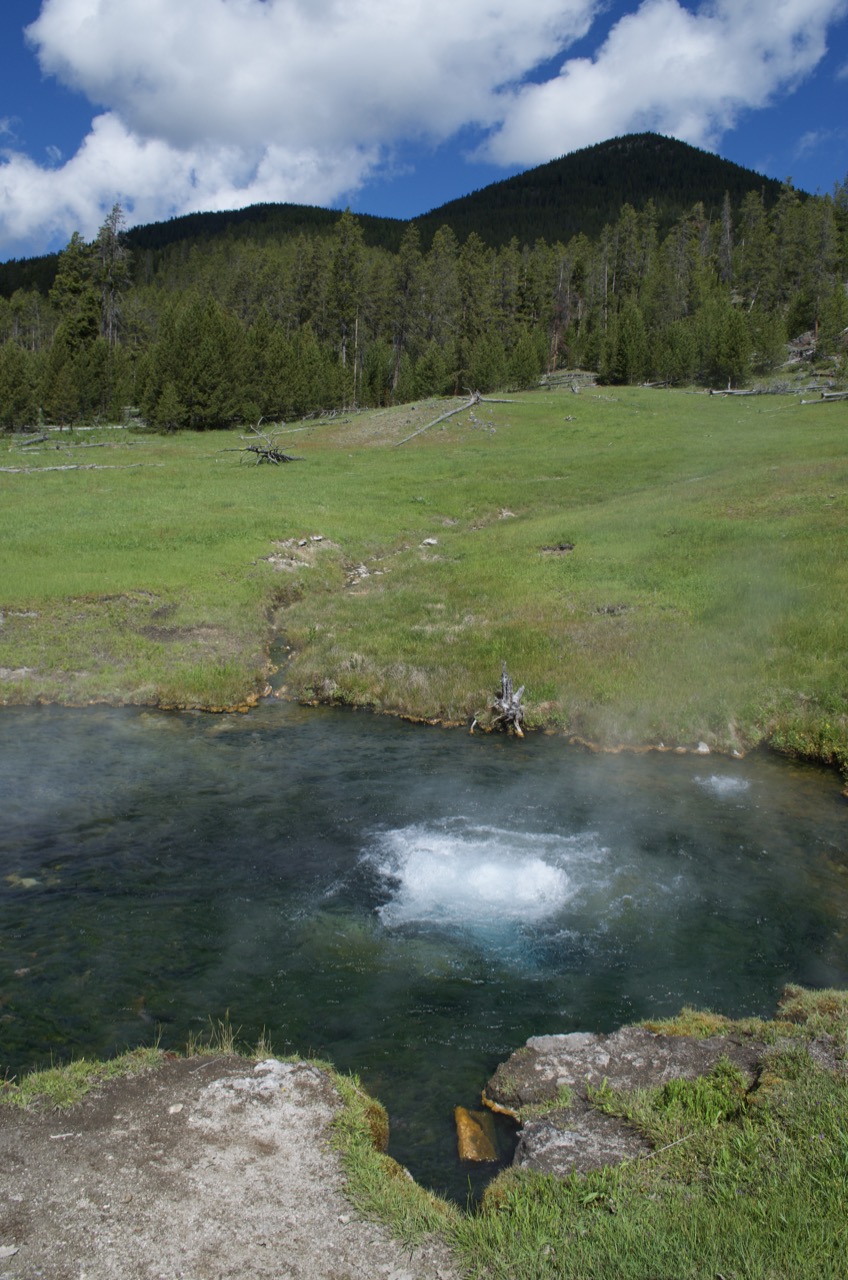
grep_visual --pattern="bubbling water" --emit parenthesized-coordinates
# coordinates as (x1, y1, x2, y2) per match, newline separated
(695, 774, 752, 798)
(363, 819, 608, 930)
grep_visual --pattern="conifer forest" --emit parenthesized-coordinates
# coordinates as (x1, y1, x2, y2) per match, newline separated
(1, 135, 846, 431)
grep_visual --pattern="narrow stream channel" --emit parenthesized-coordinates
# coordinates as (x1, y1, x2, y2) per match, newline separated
(1, 700, 846, 1200)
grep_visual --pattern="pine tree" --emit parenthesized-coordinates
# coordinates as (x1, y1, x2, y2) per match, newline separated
(749, 310, 787, 373)
(735, 190, 774, 309)
(614, 296, 648, 384)
(457, 232, 495, 386)
(0, 341, 39, 428)
(414, 338, 452, 397)
(93, 204, 131, 347)
(42, 348, 80, 426)
(391, 224, 424, 390)
(507, 328, 544, 390)
(49, 232, 100, 354)
(655, 320, 697, 384)
(467, 332, 506, 393)
(361, 338, 393, 406)
(393, 351, 416, 405)
(422, 226, 460, 349)
(153, 379, 185, 432)
(718, 192, 734, 285)
(328, 210, 365, 402)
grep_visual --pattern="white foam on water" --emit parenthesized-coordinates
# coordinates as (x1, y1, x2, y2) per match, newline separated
(363, 820, 606, 929)
(695, 774, 751, 798)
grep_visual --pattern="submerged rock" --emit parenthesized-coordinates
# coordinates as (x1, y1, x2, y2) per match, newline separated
(454, 1106, 498, 1162)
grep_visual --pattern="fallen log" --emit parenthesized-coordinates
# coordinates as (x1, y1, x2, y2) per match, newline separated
(801, 390, 848, 404)
(0, 463, 164, 474)
(12, 433, 48, 447)
(394, 392, 514, 447)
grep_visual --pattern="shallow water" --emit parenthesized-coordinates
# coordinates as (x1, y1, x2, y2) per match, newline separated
(1, 701, 846, 1199)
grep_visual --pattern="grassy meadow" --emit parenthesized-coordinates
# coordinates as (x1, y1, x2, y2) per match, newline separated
(1, 385, 847, 769)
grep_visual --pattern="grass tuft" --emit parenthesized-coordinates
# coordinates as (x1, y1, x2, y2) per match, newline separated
(329, 1071, 459, 1245)
(0, 1045, 164, 1110)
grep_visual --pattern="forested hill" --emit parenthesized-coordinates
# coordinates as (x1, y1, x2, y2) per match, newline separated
(415, 133, 787, 247)
(1, 133, 845, 432)
(125, 133, 789, 255)
(125, 204, 408, 256)
(0, 133, 786, 295)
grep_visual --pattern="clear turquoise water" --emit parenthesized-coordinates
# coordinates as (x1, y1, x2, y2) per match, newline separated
(1, 701, 846, 1199)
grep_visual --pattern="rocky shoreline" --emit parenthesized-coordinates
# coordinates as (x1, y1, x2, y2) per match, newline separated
(476, 1020, 846, 1180)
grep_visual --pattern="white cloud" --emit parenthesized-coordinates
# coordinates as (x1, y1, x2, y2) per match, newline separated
(482, 0, 848, 165)
(27, 0, 597, 149)
(795, 130, 825, 157)
(1, 0, 598, 253)
(0, 0, 846, 256)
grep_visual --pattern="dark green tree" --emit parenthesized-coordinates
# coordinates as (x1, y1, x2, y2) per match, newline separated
(49, 232, 100, 354)
(390, 224, 424, 388)
(507, 328, 545, 389)
(328, 210, 366, 402)
(0, 341, 39, 428)
(93, 204, 132, 347)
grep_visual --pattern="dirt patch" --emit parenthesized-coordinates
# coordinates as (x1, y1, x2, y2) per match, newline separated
(0, 1057, 458, 1280)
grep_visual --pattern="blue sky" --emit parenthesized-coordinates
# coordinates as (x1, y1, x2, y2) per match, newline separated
(1, 0, 847, 261)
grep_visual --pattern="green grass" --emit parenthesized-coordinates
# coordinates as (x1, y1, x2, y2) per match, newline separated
(0, 1045, 164, 1109)
(2, 390, 847, 768)
(329, 1070, 460, 1245)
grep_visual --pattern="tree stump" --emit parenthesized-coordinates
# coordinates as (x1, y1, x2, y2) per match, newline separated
(490, 662, 525, 737)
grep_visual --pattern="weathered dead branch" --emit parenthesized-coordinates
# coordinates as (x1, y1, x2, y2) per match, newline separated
(228, 421, 304, 464)
(239, 444, 303, 464)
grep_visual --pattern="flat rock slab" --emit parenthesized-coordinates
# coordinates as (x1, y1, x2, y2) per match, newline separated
(0, 1057, 458, 1280)
(486, 1027, 765, 1179)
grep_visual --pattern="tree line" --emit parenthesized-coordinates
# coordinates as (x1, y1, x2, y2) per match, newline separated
(1, 178, 846, 430)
